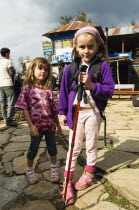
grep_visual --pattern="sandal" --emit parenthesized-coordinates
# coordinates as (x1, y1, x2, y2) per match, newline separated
(26, 170, 39, 185)
(51, 166, 60, 183)
(60, 180, 75, 205)
(74, 171, 96, 190)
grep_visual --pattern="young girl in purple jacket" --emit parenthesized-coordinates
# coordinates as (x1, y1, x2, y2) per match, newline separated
(58, 26, 114, 205)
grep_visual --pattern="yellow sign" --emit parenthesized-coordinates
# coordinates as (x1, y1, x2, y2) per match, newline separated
(43, 43, 53, 55)
(63, 39, 71, 48)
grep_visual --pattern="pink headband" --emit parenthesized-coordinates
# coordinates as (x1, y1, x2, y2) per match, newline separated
(73, 26, 105, 46)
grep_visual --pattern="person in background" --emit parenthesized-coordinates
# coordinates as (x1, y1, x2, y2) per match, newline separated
(23, 60, 31, 72)
(14, 73, 23, 101)
(58, 60, 65, 90)
(15, 57, 62, 185)
(21, 60, 31, 81)
(0, 47, 17, 126)
(51, 74, 58, 90)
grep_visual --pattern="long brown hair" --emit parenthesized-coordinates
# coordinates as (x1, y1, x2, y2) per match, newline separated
(23, 57, 52, 89)
(72, 32, 109, 62)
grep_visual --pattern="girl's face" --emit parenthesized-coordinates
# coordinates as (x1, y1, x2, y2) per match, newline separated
(76, 33, 99, 64)
(34, 63, 49, 84)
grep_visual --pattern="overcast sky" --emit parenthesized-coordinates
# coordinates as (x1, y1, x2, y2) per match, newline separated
(0, 0, 139, 71)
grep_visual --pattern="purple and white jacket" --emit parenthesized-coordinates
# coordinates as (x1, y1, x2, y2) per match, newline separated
(58, 61, 114, 129)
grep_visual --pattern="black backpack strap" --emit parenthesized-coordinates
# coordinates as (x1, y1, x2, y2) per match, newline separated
(68, 59, 102, 91)
(68, 61, 79, 89)
(90, 61, 102, 83)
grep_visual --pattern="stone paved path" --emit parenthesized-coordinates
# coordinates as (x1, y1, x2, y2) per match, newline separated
(0, 97, 139, 210)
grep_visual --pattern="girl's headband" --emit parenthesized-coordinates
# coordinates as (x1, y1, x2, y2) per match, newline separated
(73, 26, 105, 46)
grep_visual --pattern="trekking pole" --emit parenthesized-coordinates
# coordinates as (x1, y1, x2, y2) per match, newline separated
(64, 65, 87, 203)
(103, 116, 107, 147)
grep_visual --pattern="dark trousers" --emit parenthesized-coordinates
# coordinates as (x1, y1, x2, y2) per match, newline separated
(27, 130, 57, 160)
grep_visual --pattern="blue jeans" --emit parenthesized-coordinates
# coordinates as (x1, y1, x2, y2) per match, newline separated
(0, 86, 15, 122)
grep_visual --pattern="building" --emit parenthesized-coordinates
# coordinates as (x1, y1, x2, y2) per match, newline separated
(105, 25, 139, 60)
(42, 22, 139, 90)
(104, 26, 139, 90)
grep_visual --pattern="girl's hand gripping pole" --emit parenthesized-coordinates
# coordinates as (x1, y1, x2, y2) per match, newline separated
(77, 65, 88, 101)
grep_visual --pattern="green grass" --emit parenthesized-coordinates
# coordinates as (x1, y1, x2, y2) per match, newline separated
(127, 163, 139, 169)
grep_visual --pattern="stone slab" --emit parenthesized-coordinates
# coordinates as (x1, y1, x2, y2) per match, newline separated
(96, 149, 139, 172)
(107, 169, 139, 207)
(114, 138, 139, 153)
(0, 175, 28, 208)
(2, 151, 23, 163)
(9, 200, 56, 210)
(12, 127, 30, 135)
(0, 148, 5, 155)
(0, 187, 17, 208)
(115, 130, 139, 138)
(10, 135, 31, 142)
(75, 182, 106, 209)
(89, 201, 126, 210)
(24, 181, 59, 199)
(4, 142, 30, 152)
(13, 149, 45, 174)
(0, 133, 10, 146)
(3, 127, 16, 134)
(4, 162, 13, 174)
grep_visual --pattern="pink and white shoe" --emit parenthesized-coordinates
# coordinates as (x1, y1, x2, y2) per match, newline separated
(26, 170, 39, 185)
(74, 171, 96, 190)
(60, 180, 75, 205)
(51, 166, 60, 183)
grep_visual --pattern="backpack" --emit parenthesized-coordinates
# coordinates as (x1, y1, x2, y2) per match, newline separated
(14, 74, 23, 99)
(68, 57, 102, 91)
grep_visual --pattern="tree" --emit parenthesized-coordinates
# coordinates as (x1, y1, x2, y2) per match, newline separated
(109, 24, 117, 29)
(60, 16, 73, 25)
(76, 11, 86, 21)
(76, 11, 92, 23)
(87, 18, 92, 23)
(18, 56, 30, 74)
(18, 56, 24, 66)
(75, 11, 92, 23)
(130, 18, 136, 26)
(59, 11, 92, 25)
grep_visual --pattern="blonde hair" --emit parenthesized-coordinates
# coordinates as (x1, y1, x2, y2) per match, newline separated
(72, 32, 109, 62)
(23, 57, 52, 89)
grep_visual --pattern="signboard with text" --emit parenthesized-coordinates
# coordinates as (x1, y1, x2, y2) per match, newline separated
(51, 48, 72, 63)
(43, 43, 53, 55)
(52, 52, 72, 63)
